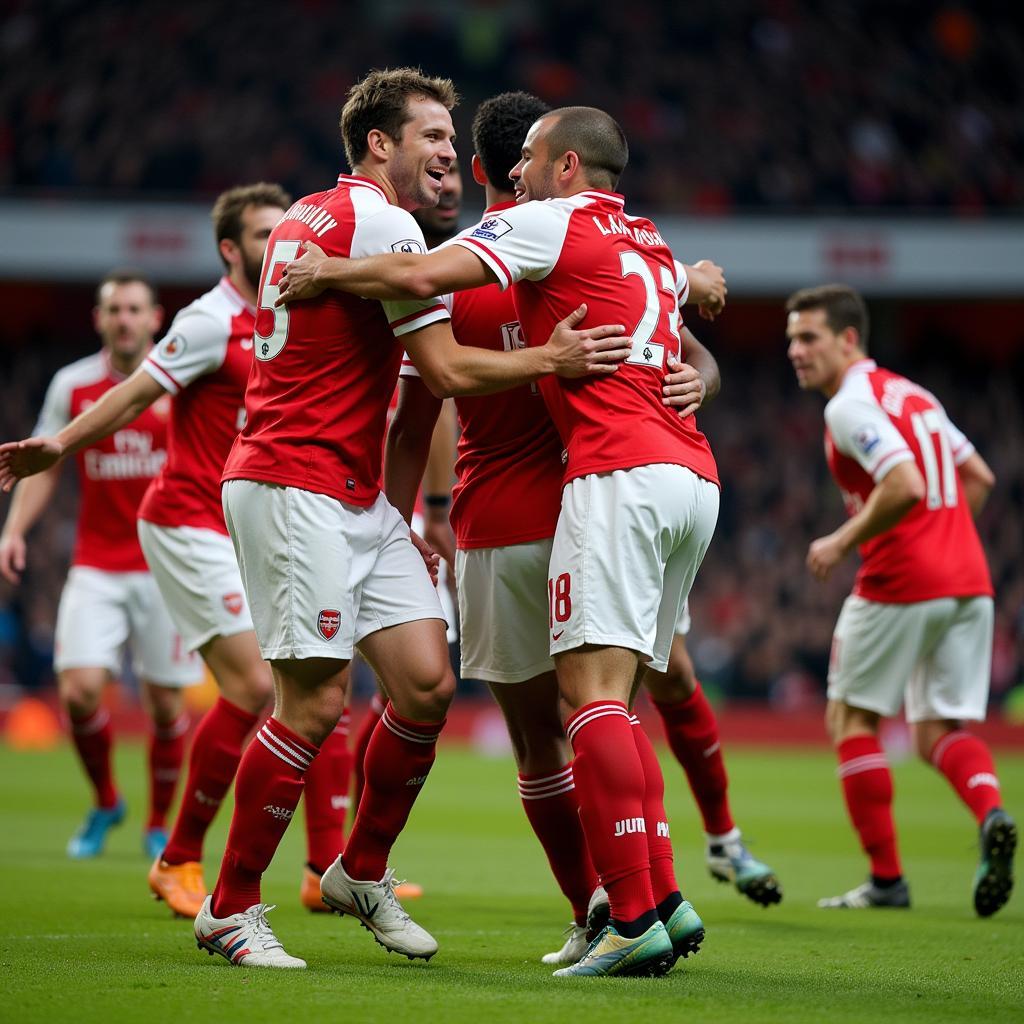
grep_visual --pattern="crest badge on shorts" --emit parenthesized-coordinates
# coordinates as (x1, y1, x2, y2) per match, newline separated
(222, 592, 244, 616)
(317, 609, 341, 641)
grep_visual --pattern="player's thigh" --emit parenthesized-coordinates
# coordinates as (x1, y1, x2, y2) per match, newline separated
(222, 479, 374, 663)
(54, 567, 130, 677)
(650, 470, 719, 672)
(906, 596, 993, 724)
(827, 595, 931, 717)
(644, 633, 698, 702)
(125, 572, 204, 688)
(456, 540, 553, 684)
(138, 519, 254, 653)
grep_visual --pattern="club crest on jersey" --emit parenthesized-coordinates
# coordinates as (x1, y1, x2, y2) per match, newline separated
(222, 592, 244, 616)
(853, 424, 881, 455)
(392, 239, 425, 254)
(159, 335, 187, 359)
(471, 217, 513, 242)
(317, 609, 341, 641)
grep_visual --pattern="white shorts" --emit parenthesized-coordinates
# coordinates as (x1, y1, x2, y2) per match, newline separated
(137, 519, 254, 652)
(548, 464, 719, 672)
(456, 539, 555, 684)
(222, 480, 445, 661)
(54, 566, 202, 686)
(828, 594, 993, 722)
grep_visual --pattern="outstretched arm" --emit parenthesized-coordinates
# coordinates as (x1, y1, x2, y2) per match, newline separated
(276, 241, 492, 304)
(0, 368, 166, 491)
(0, 468, 61, 583)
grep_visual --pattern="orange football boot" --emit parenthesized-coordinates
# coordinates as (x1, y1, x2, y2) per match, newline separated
(148, 857, 207, 918)
(301, 867, 330, 913)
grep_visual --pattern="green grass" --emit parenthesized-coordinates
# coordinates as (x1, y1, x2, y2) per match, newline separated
(1, 741, 1021, 1023)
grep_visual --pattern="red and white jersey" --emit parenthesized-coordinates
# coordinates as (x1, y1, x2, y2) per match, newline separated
(35, 351, 168, 572)
(139, 277, 255, 535)
(401, 202, 564, 550)
(223, 175, 449, 506)
(452, 191, 718, 488)
(824, 359, 992, 603)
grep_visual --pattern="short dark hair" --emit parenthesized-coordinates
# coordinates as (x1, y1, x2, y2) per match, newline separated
(341, 68, 459, 169)
(472, 91, 551, 187)
(95, 268, 158, 307)
(542, 106, 628, 190)
(210, 182, 291, 268)
(786, 284, 870, 352)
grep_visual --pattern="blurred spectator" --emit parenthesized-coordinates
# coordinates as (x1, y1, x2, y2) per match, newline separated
(2, 0, 1022, 211)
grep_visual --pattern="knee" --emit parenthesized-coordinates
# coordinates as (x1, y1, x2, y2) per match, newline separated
(644, 663, 696, 704)
(144, 684, 185, 726)
(505, 715, 570, 774)
(58, 672, 102, 718)
(394, 663, 456, 722)
(223, 662, 273, 715)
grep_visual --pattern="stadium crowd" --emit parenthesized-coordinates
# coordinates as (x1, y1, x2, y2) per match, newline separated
(3, 307, 1021, 708)
(2, 0, 1022, 212)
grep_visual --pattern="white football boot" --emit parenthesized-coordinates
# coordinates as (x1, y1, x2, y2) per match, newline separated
(194, 896, 306, 968)
(320, 857, 438, 960)
(541, 924, 589, 965)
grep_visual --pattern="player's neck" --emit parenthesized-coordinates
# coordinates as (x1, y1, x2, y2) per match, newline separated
(484, 185, 515, 209)
(228, 268, 258, 307)
(107, 346, 149, 377)
(350, 164, 402, 208)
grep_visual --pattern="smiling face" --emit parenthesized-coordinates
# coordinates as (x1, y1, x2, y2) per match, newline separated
(387, 96, 458, 212)
(412, 159, 463, 246)
(509, 114, 560, 203)
(786, 308, 860, 397)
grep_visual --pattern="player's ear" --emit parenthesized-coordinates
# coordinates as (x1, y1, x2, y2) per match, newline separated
(366, 128, 391, 161)
(151, 305, 165, 334)
(471, 154, 487, 187)
(560, 150, 580, 181)
(219, 237, 239, 269)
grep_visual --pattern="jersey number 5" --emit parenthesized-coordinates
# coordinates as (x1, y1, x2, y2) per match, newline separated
(619, 251, 681, 369)
(255, 240, 302, 361)
(911, 409, 958, 509)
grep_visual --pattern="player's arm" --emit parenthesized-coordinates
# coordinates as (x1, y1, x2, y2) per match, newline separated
(807, 461, 926, 581)
(0, 368, 165, 491)
(278, 241, 491, 304)
(403, 304, 628, 398)
(681, 259, 727, 320)
(662, 327, 721, 419)
(422, 398, 457, 567)
(957, 451, 995, 518)
(0, 468, 61, 583)
(385, 377, 443, 524)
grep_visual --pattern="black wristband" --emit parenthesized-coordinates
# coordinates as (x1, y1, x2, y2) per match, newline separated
(424, 494, 451, 509)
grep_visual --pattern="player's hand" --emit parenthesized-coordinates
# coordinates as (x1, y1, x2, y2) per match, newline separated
(275, 241, 330, 306)
(410, 529, 440, 587)
(0, 532, 26, 585)
(423, 512, 456, 569)
(662, 357, 707, 419)
(806, 532, 848, 581)
(0, 437, 64, 492)
(693, 259, 726, 320)
(546, 304, 630, 379)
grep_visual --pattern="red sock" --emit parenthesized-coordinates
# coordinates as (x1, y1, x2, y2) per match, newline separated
(930, 730, 1002, 825)
(652, 684, 734, 835)
(837, 735, 901, 880)
(211, 718, 318, 918)
(69, 707, 118, 809)
(147, 713, 189, 829)
(303, 709, 352, 873)
(343, 703, 443, 882)
(518, 766, 600, 925)
(566, 701, 654, 925)
(352, 693, 385, 813)
(630, 716, 678, 905)
(162, 697, 258, 865)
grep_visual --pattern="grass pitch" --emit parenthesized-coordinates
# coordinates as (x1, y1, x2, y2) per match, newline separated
(1, 739, 1021, 1024)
